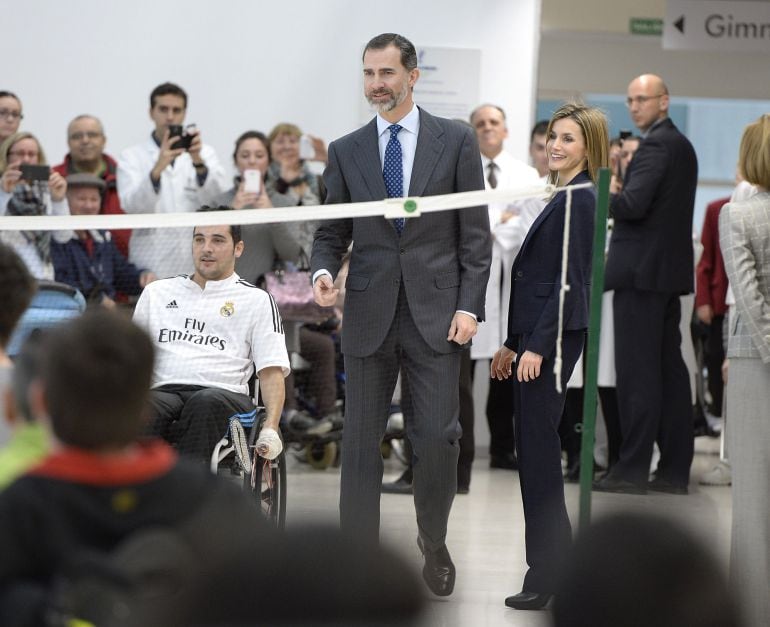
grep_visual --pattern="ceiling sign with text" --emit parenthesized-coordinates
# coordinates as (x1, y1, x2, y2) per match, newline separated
(664, 0, 770, 51)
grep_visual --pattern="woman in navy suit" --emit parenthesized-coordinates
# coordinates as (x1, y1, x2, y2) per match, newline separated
(491, 102, 609, 610)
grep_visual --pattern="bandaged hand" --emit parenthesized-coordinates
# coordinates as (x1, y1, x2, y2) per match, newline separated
(256, 427, 283, 460)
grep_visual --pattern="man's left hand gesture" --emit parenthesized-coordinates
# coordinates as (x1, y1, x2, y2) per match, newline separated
(447, 312, 477, 345)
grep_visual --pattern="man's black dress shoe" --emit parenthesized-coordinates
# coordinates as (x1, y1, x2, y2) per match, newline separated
(489, 453, 518, 470)
(381, 476, 413, 494)
(382, 469, 412, 494)
(417, 537, 455, 596)
(648, 477, 688, 494)
(504, 591, 552, 610)
(456, 484, 469, 495)
(592, 475, 647, 495)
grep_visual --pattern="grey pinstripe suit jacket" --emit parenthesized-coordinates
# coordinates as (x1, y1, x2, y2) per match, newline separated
(311, 108, 491, 358)
(719, 191, 770, 363)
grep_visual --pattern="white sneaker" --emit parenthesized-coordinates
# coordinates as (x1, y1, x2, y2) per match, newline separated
(288, 411, 333, 436)
(699, 461, 731, 486)
(704, 411, 723, 434)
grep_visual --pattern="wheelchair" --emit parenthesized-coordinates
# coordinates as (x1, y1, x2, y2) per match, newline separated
(381, 403, 408, 465)
(284, 351, 344, 470)
(7, 280, 86, 357)
(210, 407, 287, 530)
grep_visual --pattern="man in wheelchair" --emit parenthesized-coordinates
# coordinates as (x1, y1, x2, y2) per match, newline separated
(133, 213, 290, 464)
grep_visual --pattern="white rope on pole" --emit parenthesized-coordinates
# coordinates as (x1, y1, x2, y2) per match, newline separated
(0, 182, 593, 232)
(554, 185, 573, 394)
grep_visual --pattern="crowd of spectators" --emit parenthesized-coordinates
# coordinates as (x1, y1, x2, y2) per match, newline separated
(0, 83, 340, 436)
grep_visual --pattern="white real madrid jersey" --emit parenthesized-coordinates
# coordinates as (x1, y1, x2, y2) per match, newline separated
(133, 272, 290, 395)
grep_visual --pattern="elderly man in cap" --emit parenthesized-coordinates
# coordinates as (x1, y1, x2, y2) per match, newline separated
(53, 115, 130, 257)
(50, 173, 155, 307)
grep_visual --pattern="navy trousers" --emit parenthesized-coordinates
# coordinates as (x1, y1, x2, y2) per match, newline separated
(515, 330, 584, 593)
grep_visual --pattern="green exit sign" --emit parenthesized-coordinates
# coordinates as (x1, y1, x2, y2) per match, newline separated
(630, 17, 663, 35)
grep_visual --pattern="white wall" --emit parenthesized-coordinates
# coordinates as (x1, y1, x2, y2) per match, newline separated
(4, 0, 540, 174)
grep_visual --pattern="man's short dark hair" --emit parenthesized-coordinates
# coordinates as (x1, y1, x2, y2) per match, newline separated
(0, 243, 36, 348)
(530, 120, 549, 142)
(196, 206, 242, 244)
(150, 82, 188, 109)
(553, 512, 739, 627)
(42, 310, 154, 450)
(0, 91, 21, 104)
(363, 33, 417, 71)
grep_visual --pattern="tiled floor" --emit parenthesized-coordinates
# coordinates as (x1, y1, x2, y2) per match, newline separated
(284, 436, 730, 627)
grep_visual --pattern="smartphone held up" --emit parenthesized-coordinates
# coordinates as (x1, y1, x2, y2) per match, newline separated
(299, 134, 315, 161)
(242, 169, 262, 194)
(168, 124, 197, 151)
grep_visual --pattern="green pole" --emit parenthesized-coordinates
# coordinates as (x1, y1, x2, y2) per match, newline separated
(578, 167, 611, 530)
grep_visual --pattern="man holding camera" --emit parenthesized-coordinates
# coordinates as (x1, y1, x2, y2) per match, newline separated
(53, 115, 131, 258)
(118, 82, 227, 279)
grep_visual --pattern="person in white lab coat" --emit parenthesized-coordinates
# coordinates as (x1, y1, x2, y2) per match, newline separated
(470, 106, 544, 469)
(117, 82, 227, 279)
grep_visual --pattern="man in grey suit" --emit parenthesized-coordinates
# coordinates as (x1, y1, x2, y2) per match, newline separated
(311, 33, 491, 596)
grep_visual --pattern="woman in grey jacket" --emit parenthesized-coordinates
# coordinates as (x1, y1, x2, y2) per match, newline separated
(217, 130, 300, 284)
(719, 114, 770, 627)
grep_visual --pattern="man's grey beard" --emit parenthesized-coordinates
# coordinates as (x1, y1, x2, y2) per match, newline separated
(367, 85, 408, 113)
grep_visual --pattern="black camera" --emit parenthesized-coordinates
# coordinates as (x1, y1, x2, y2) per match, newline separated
(619, 129, 633, 143)
(168, 124, 194, 150)
(20, 164, 50, 182)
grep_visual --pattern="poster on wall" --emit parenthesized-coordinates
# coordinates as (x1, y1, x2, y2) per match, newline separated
(359, 46, 481, 126)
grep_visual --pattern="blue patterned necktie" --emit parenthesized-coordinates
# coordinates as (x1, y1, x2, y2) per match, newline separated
(383, 124, 404, 234)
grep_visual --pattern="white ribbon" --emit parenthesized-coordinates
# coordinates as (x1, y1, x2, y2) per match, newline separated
(0, 183, 595, 231)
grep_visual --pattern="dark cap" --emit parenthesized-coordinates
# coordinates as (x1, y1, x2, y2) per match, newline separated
(66, 173, 105, 191)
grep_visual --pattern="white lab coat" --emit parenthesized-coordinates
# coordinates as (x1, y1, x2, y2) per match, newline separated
(567, 291, 616, 389)
(472, 152, 544, 359)
(117, 137, 228, 279)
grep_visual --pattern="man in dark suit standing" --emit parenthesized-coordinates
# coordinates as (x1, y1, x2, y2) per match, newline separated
(595, 74, 698, 494)
(311, 33, 491, 596)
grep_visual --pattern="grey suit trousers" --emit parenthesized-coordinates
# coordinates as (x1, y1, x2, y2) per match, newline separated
(727, 357, 770, 627)
(340, 286, 461, 551)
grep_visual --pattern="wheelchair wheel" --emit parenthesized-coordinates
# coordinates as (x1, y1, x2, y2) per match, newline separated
(389, 437, 409, 465)
(247, 451, 286, 530)
(306, 440, 337, 470)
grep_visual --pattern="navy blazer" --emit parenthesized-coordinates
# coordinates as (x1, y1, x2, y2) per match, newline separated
(505, 171, 595, 358)
(51, 231, 144, 300)
(605, 117, 697, 294)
